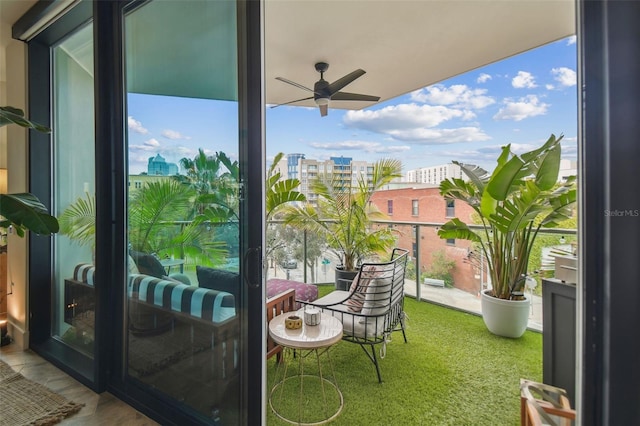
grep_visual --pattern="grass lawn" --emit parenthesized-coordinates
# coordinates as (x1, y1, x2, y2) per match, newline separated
(267, 286, 542, 425)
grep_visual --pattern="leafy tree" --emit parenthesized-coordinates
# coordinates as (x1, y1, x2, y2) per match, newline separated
(424, 249, 456, 288)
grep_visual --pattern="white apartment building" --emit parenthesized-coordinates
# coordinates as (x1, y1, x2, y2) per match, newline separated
(406, 163, 469, 185)
(559, 159, 578, 182)
(406, 159, 577, 185)
(278, 155, 376, 204)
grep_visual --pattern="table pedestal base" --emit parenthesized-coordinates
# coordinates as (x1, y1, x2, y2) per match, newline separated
(269, 347, 343, 425)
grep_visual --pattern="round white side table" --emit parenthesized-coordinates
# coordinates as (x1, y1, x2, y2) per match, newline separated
(268, 310, 343, 425)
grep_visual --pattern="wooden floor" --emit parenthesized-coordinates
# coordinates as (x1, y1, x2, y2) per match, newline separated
(0, 343, 158, 425)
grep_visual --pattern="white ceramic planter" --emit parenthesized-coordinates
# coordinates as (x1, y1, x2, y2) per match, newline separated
(480, 289, 530, 338)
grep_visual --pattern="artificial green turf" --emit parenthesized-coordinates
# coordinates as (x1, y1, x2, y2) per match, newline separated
(267, 285, 542, 425)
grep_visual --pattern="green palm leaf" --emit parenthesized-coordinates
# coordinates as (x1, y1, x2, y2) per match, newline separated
(59, 192, 95, 246)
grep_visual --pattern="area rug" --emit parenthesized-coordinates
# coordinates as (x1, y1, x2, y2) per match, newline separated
(0, 360, 84, 426)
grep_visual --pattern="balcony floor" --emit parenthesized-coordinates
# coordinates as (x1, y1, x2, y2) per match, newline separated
(404, 279, 543, 332)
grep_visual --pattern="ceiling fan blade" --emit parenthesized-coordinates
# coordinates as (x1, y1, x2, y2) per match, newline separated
(327, 69, 366, 95)
(331, 92, 380, 102)
(270, 96, 314, 108)
(319, 104, 328, 117)
(275, 77, 317, 94)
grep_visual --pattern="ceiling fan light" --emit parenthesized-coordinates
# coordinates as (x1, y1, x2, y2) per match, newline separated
(315, 97, 329, 106)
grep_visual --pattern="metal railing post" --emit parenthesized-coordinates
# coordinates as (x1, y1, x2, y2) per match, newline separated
(303, 229, 308, 283)
(415, 225, 421, 301)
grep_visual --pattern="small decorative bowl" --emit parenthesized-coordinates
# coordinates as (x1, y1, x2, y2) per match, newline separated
(284, 315, 303, 330)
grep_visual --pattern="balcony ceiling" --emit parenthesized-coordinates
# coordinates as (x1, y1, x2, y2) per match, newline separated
(2, 1, 575, 109)
(265, 0, 575, 110)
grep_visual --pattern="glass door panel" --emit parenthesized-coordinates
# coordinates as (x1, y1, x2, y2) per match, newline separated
(124, 1, 241, 422)
(52, 23, 96, 356)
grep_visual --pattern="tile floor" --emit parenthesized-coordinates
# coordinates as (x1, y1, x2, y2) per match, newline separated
(0, 343, 158, 425)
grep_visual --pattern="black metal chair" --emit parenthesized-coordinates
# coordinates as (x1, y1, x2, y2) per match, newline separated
(306, 248, 409, 383)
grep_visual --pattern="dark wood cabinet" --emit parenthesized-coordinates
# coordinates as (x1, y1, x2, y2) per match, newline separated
(542, 278, 577, 402)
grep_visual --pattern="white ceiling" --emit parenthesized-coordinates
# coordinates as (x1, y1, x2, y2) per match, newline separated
(265, 0, 575, 111)
(1, 0, 575, 110)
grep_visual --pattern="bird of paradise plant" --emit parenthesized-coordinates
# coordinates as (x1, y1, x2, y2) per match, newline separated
(438, 134, 576, 299)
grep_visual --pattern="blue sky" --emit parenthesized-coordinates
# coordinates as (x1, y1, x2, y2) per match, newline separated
(127, 36, 577, 175)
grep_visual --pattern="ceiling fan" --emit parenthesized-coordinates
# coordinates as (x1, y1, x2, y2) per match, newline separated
(273, 62, 380, 117)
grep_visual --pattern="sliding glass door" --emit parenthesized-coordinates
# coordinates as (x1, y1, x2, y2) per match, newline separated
(23, 0, 264, 423)
(121, 1, 262, 424)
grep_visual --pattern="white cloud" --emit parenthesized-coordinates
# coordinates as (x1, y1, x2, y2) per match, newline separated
(130, 138, 161, 152)
(551, 67, 577, 87)
(545, 84, 555, 90)
(493, 95, 549, 121)
(387, 127, 491, 144)
(344, 103, 465, 133)
(309, 140, 410, 154)
(343, 103, 491, 144)
(162, 129, 192, 140)
(128, 116, 149, 134)
(437, 142, 543, 167)
(566, 36, 577, 46)
(410, 84, 495, 109)
(512, 71, 537, 89)
(477, 73, 492, 83)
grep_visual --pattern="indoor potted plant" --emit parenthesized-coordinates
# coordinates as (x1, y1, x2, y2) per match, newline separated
(283, 158, 401, 289)
(0, 107, 58, 236)
(437, 134, 576, 337)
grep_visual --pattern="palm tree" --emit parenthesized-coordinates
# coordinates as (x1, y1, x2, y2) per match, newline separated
(284, 158, 402, 272)
(266, 152, 306, 220)
(60, 180, 227, 266)
(128, 179, 226, 265)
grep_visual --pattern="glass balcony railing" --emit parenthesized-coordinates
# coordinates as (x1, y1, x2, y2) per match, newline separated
(147, 218, 576, 332)
(266, 219, 577, 332)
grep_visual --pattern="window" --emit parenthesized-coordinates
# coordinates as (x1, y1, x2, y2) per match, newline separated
(412, 199, 419, 216)
(446, 199, 455, 217)
(387, 200, 393, 214)
(446, 238, 455, 245)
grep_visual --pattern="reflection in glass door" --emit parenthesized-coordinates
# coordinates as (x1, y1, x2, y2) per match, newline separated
(124, 1, 241, 422)
(52, 23, 96, 357)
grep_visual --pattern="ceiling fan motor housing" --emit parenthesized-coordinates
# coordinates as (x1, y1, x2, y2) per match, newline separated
(314, 79, 330, 103)
(274, 61, 379, 115)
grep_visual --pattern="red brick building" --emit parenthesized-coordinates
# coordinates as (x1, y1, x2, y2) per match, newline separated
(370, 186, 481, 294)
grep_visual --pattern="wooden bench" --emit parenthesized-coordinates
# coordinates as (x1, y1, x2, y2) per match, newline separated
(266, 288, 297, 362)
(305, 248, 409, 382)
(424, 277, 445, 287)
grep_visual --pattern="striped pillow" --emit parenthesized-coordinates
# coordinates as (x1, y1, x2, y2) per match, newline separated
(128, 274, 236, 323)
(73, 263, 96, 286)
(345, 266, 380, 312)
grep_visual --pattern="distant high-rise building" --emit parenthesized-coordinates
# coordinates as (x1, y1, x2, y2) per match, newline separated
(287, 155, 379, 205)
(147, 154, 178, 176)
(406, 163, 473, 186)
(287, 153, 305, 180)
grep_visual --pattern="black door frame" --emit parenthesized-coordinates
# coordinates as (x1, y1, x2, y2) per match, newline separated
(578, 1, 640, 424)
(16, 0, 265, 424)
